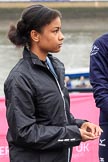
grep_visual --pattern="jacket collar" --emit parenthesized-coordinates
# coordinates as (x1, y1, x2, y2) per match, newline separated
(23, 47, 44, 67)
(23, 47, 56, 66)
(23, 47, 65, 88)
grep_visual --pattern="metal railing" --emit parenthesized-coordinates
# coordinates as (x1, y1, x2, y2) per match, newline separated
(68, 87, 93, 93)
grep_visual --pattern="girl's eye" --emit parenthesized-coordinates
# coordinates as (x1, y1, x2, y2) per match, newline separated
(53, 30, 59, 33)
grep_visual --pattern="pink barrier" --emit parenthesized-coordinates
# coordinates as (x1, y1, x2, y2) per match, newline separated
(0, 93, 100, 162)
(70, 93, 99, 162)
(0, 97, 9, 162)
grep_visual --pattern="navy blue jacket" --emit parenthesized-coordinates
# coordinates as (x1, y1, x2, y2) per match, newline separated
(90, 33, 108, 125)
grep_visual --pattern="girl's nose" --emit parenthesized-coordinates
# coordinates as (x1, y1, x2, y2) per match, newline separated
(59, 31, 64, 40)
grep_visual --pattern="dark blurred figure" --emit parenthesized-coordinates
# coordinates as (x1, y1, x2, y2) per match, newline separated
(65, 76, 72, 89)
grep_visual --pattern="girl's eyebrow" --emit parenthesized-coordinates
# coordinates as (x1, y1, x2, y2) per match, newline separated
(53, 27, 61, 29)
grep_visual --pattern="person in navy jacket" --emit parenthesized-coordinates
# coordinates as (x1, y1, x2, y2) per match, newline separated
(90, 33, 108, 162)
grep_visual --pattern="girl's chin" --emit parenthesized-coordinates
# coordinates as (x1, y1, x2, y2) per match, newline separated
(51, 51, 61, 53)
(53, 48, 61, 53)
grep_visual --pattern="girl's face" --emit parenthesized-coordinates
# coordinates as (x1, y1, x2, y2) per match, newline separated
(31, 17, 64, 56)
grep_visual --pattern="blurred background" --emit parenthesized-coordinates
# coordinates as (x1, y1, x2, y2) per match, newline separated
(0, 0, 108, 95)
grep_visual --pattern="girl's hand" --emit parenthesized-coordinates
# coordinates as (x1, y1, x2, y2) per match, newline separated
(79, 128, 98, 142)
(80, 122, 103, 137)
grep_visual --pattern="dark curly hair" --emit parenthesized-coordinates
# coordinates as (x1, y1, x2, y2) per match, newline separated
(8, 4, 62, 47)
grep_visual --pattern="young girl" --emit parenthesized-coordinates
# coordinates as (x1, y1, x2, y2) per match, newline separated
(4, 4, 102, 162)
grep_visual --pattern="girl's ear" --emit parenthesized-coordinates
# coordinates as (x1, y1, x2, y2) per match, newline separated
(30, 30, 40, 42)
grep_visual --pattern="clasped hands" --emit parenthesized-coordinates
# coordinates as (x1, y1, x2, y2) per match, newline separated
(79, 122, 103, 142)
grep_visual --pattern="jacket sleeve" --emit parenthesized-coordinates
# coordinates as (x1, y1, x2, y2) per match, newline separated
(69, 113, 87, 128)
(4, 72, 82, 150)
(90, 35, 108, 114)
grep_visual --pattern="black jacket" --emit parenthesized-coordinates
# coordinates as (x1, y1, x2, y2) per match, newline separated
(4, 47, 84, 162)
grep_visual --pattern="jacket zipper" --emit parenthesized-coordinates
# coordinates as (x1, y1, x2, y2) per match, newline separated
(46, 64, 70, 162)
